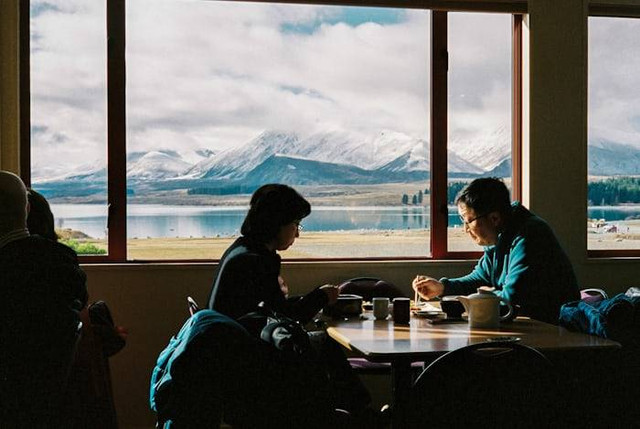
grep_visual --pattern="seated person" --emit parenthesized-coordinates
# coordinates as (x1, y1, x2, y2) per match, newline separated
(207, 184, 375, 420)
(0, 171, 88, 425)
(27, 188, 58, 241)
(207, 183, 338, 321)
(413, 177, 579, 324)
(25, 187, 125, 425)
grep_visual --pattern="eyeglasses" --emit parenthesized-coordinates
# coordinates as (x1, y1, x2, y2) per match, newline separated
(459, 213, 487, 227)
(293, 221, 304, 231)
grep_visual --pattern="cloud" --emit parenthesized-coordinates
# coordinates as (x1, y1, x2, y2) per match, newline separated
(30, 1, 549, 175)
(588, 17, 640, 147)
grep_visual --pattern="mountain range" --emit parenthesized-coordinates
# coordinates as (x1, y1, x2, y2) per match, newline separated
(32, 128, 640, 199)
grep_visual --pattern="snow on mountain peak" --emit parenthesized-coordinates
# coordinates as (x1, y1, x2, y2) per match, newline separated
(127, 150, 193, 180)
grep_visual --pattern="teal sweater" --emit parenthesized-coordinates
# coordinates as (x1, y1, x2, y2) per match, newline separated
(441, 203, 579, 324)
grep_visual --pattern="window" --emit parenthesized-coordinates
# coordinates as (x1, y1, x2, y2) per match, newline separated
(29, 1, 108, 256)
(447, 12, 513, 252)
(27, 1, 522, 262)
(588, 17, 640, 254)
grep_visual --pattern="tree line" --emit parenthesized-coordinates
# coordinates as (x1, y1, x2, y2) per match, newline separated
(401, 182, 469, 205)
(588, 177, 640, 205)
(401, 177, 640, 206)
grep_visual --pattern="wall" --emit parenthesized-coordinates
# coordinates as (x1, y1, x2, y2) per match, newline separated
(0, 0, 21, 172)
(3, 0, 640, 427)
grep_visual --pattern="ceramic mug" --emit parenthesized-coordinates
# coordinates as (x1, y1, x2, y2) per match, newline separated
(372, 297, 390, 320)
(392, 297, 410, 324)
(440, 295, 465, 320)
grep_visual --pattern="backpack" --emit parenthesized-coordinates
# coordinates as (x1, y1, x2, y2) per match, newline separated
(239, 302, 313, 358)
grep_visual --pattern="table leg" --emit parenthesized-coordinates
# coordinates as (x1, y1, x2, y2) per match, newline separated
(390, 358, 413, 429)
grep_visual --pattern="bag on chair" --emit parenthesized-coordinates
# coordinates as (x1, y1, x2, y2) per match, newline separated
(238, 302, 313, 358)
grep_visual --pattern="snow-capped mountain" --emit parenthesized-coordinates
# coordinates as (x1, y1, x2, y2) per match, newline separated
(127, 150, 193, 181)
(31, 126, 640, 200)
(184, 129, 429, 181)
(184, 131, 300, 180)
(588, 139, 640, 176)
(449, 125, 511, 172)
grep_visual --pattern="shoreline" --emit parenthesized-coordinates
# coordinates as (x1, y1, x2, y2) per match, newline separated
(63, 227, 640, 259)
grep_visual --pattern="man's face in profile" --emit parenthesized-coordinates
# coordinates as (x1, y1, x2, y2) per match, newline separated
(457, 202, 501, 246)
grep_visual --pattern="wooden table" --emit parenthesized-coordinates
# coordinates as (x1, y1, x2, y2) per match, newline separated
(327, 312, 621, 427)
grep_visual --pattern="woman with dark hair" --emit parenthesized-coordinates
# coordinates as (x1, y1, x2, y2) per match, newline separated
(207, 183, 338, 322)
(206, 184, 377, 422)
(27, 189, 58, 241)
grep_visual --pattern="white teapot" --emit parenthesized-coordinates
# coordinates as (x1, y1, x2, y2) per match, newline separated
(457, 287, 514, 329)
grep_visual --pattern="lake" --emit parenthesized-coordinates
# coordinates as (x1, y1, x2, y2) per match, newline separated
(49, 204, 640, 239)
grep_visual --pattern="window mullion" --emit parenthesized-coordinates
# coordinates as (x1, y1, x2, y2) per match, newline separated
(106, 0, 127, 262)
(431, 10, 448, 259)
(512, 14, 523, 202)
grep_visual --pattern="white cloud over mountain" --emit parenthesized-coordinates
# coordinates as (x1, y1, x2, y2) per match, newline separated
(28, 2, 640, 185)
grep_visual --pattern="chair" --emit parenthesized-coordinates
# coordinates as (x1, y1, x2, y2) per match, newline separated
(407, 341, 559, 428)
(187, 296, 201, 316)
(338, 277, 407, 302)
(63, 308, 119, 429)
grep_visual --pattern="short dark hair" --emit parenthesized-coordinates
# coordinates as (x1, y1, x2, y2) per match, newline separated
(455, 177, 511, 217)
(27, 189, 58, 241)
(241, 184, 311, 242)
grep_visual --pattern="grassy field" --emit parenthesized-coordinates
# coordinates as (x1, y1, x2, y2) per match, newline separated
(67, 222, 640, 259)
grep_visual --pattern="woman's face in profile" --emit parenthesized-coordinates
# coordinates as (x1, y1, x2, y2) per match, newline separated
(274, 220, 301, 251)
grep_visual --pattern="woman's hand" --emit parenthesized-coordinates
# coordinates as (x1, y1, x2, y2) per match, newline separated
(412, 275, 444, 300)
(278, 275, 289, 297)
(320, 284, 339, 305)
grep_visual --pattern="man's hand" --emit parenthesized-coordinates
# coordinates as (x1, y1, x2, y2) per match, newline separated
(319, 284, 339, 305)
(412, 275, 444, 300)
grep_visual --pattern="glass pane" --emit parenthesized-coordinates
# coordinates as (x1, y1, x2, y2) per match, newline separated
(588, 18, 640, 251)
(126, 0, 430, 259)
(30, 1, 108, 256)
(447, 13, 512, 252)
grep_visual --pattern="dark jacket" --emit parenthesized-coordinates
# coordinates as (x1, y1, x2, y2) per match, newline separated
(150, 309, 335, 428)
(0, 235, 88, 423)
(441, 203, 579, 324)
(207, 236, 327, 323)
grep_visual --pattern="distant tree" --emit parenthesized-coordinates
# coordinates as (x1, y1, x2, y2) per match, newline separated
(402, 194, 409, 205)
(447, 182, 468, 204)
(412, 194, 418, 205)
(418, 190, 423, 204)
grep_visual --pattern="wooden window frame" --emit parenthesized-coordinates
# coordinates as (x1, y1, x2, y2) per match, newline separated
(21, 1, 524, 263)
(586, 11, 640, 259)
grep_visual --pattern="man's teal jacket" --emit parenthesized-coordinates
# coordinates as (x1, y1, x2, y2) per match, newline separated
(441, 202, 580, 324)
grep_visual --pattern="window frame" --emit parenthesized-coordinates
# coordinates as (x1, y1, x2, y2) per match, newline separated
(21, 0, 524, 263)
(586, 9, 640, 258)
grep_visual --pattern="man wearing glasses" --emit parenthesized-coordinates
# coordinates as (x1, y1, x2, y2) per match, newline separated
(413, 177, 579, 324)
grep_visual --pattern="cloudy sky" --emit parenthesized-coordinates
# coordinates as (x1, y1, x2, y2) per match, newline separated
(29, 1, 639, 178)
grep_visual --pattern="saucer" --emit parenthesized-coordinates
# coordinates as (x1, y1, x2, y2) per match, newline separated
(414, 310, 445, 319)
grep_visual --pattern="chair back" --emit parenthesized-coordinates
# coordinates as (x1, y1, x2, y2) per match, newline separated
(63, 309, 119, 428)
(409, 342, 559, 428)
(338, 277, 406, 301)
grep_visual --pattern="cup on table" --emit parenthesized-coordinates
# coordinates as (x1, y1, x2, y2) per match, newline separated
(440, 295, 465, 320)
(392, 297, 410, 324)
(372, 297, 390, 320)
